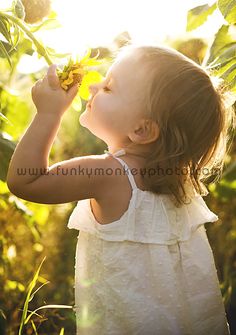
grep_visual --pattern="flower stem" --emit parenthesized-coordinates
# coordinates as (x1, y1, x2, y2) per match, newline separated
(0, 12, 53, 65)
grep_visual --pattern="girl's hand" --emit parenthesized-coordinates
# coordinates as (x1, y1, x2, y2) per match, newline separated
(31, 64, 79, 118)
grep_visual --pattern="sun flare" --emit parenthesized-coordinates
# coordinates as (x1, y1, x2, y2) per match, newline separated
(12, 0, 225, 74)
(40, 0, 223, 55)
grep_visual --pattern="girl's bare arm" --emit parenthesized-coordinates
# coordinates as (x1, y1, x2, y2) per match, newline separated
(7, 113, 62, 185)
(6, 65, 111, 204)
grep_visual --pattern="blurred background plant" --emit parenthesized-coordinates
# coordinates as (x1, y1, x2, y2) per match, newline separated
(185, 3, 236, 333)
(0, 0, 235, 334)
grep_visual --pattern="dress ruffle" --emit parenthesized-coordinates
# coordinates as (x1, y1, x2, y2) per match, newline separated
(67, 190, 218, 245)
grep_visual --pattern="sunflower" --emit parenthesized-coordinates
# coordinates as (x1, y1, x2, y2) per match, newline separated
(21, 0, 51, 24)
(57, 48, 101, 91)
(57, 62, 85, 91)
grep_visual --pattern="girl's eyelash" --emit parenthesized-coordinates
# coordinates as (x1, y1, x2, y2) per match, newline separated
(103, 86, 111, 92)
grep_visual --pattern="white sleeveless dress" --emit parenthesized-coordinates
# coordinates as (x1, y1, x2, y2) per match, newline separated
(67, 149, 230, 335)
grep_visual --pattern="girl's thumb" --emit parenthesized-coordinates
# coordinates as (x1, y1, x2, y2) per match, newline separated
(47, 64, 60, 90)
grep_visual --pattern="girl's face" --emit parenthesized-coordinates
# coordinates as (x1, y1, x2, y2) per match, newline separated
(79, 51, 146, 146)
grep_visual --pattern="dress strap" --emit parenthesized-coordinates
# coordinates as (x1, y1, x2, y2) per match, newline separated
(104, 149, 138, 191)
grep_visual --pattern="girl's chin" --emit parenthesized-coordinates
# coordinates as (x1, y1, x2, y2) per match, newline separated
(79, 111, 89, 127)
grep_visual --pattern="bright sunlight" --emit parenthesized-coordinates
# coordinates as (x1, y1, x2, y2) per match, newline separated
(3, 0, 224, 74)
(42, 0, 224, 54)
(1, 1, 235, 334)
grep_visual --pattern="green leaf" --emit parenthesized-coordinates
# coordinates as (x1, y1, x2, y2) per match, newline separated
(0, 112, 9, 123)
(208, 42, 236, 69)
(25, 203, 50, 225)
(0, 40, 14, 56)
(210, 45, 236, 91)
(46, 46, 70, 58)
(229, 83, 236, 93)
(207, 56, 236, 73)
(205, 25, 234, 65)
(218, 0, 236, 24)
(0, 18, 12, 44)
(0, 134, 16, 182)
(1, 90, 32, 141)
(11, 22, 20, 51)
(30, 281, 50, 302)
(217, 181, 236, 198)
(219, 66, 236, 92)
(186, 3, 217, 31)
(9, 196, 33, 216)
(14, 0, 26, 20)
(18, 257, 46, 335)
(5, 279, 24, 291)
(24, 304, 73, 325)
(221, 62, 236, 82)
(31, 320, 38, 335)
(29, 19, 62, 33)
(213, 58, 236, 82)
(47, 10, 58, 20)
(0, 180, 10, 194)
(222, 160, 236, 181)
(0, 40, 12, 67)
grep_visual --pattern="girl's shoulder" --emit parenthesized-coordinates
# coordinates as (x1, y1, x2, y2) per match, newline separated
(89, 153, 147, 225)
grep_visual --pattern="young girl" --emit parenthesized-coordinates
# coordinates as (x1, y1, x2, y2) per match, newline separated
(7, 44, 234, 335)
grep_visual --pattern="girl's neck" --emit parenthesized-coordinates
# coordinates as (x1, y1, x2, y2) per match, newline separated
(107, 146, 148, 159)
(107, 142, 154, 159)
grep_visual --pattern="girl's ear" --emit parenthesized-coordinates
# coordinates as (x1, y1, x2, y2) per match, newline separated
(129, 119, 159, 144)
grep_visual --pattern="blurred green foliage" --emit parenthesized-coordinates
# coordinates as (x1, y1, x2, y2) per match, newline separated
(186, 1, 236, 333)
(0, 1, 111, 334)
(187, 0, 236, 94)
(0, 0, 236, 334)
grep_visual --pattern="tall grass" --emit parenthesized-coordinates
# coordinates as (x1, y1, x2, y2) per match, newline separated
(18, 256, 73, 335)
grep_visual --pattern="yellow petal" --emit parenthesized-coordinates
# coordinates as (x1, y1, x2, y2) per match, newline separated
(62, 77, 74, 85)
(68, 71, 75, 79)
(72, 68, 84, 74)
(79, 71, 103, 100)
(61, 83, 68, 90)
(61, 72, 68, 80)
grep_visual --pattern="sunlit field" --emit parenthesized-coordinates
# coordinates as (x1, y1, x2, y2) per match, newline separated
(0, 0, 235, 334)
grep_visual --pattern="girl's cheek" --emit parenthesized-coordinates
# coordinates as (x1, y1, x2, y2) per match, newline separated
(93, 95, 124, 129)
(93, 94, 107, 110)
(93, 96, 111, 120)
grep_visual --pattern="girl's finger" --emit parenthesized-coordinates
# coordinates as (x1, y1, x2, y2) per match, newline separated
(47, 64, 60, 90)
(42, 75, 48, 85)
(35, 79, 43, 86)
(67, 83, 79, 100)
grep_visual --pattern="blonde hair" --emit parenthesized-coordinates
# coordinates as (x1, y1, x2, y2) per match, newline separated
(116, 44, 236, 207)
